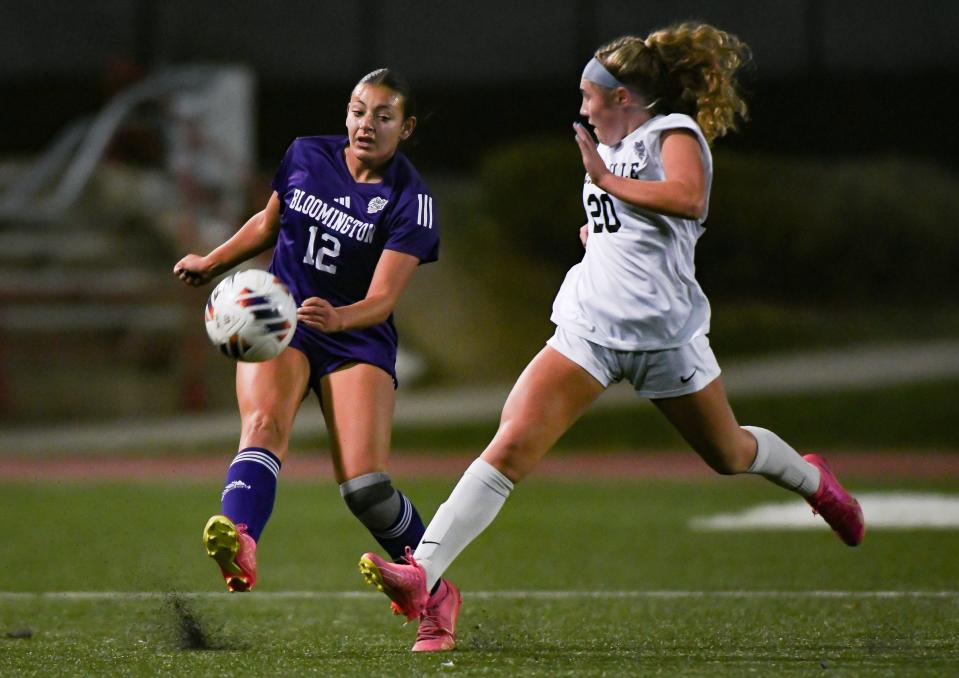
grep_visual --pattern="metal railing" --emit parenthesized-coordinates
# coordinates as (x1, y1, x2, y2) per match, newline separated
(0, 67, 214, 224)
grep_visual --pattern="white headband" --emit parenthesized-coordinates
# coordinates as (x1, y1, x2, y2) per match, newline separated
(581, 56, 660, 110)
(581, 57, 623, 89)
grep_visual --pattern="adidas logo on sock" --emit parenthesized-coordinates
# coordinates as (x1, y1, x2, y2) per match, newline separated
(222, 480, 251, 500)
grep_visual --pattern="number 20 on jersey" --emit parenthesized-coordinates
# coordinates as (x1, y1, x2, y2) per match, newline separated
(587, 193, 621, 233)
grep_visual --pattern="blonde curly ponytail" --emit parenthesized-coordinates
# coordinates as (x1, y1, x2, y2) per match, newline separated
(596, 23, 750, 144)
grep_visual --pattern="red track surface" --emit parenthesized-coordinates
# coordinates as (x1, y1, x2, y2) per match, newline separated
(2, 451, 957, 481)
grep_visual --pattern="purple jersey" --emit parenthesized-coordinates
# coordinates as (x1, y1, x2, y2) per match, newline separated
(268, 135, 439, 382)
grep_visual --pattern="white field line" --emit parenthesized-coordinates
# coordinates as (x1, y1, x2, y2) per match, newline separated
(691, 492, 959, 531)
(1, 590, 957, 601)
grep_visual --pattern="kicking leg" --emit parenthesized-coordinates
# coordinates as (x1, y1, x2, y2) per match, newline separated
(205, 348, 311, 591)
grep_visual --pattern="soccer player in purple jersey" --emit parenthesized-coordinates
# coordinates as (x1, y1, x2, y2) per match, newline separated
(174, 68, 460, 652)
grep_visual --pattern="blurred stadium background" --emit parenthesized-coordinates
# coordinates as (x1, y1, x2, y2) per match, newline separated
(1, 0, 958, 427)
(2, 2, 959, 673)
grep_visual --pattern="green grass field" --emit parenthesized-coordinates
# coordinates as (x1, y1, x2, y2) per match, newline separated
(387, 378, 959, 452)
(2, 476, 957, 675)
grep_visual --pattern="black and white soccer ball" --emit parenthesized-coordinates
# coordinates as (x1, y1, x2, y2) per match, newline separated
(204, 269, 297, 362)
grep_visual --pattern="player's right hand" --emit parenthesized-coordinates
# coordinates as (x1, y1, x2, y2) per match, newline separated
(579, 224, 589, 248)
(173, 254, 214, 287)
(297, 297, 345, 333)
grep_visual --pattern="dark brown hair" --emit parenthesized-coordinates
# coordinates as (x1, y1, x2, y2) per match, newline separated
(355, 68, 417, 120)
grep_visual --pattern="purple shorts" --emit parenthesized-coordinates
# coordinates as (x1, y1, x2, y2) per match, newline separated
(287, 326, 398, 392)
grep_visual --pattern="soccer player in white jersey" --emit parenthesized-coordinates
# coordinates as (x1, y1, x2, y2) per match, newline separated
(359, 23, 865, 629)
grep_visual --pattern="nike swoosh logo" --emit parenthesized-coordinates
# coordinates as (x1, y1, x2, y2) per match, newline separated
(421, 540, 440, 546)
(680, 368, 698, 384)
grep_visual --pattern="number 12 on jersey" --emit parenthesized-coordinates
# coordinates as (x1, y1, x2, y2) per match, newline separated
(587, 193, 621, 233)
(303, 226, 340, 274)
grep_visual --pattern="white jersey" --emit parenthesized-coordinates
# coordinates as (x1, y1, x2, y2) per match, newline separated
(551, 113, 713, 351)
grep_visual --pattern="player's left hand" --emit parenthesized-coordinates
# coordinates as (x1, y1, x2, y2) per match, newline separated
(573, 123, 609, 186)
(298, 297, 345, 333)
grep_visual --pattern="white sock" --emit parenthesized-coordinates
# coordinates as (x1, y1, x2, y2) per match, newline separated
(413, 458, 514, 589)
(743, 425, 821, 497)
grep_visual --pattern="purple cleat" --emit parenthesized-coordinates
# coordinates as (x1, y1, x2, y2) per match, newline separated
(358, 547, 429, 621)
(803, 454, 865, 546)
(412, 579, 462, 652)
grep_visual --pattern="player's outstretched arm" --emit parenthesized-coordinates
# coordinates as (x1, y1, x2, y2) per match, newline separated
(574, 124, 706, 220)
(173, 192, 284, 287)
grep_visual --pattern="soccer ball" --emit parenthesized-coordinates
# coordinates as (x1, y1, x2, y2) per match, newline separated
(204, 269, 297, 362)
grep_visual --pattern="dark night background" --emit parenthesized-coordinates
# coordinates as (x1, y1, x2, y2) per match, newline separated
(1, 1, 958, 422)
(2, 0, 958, 172)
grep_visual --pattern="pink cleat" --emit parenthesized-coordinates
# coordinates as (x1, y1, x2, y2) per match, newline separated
(358, 547, 429, 621)
(203, 514, 258, 592)
(412, 579, 462, 652)
(803, 454, 865, 546)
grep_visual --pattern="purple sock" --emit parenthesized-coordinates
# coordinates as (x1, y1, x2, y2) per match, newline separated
(376, 490, 427, 563)
(220, 447, 281, 542)
(388, 490, 443, 595)
(386, 493, 441, 595)
(365, 489, 442, 595)
(339, 472, 439, 593)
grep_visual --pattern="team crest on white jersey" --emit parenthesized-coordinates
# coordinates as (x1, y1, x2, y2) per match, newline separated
(367, 196, 389, 214)
(633, 140, 647, 166)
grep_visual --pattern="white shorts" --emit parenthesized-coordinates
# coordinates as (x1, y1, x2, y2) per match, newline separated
(546, 326, 721, 398)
